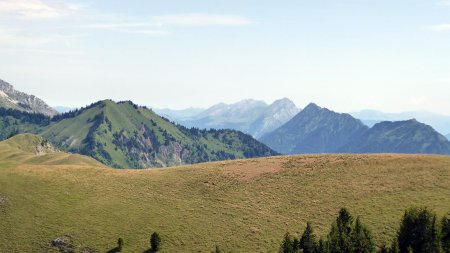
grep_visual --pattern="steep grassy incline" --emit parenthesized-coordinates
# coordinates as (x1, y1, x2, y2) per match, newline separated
(40, 100, 277, 168)
(0, 138, 449, 252)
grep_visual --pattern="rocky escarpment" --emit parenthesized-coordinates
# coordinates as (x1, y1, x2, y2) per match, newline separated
(0, 79, 57, 117)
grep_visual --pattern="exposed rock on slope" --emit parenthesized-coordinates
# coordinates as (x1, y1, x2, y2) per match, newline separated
(0, 79, 57, 117)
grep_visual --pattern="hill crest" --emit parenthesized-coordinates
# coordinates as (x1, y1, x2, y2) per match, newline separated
(40, 100, 278, 168)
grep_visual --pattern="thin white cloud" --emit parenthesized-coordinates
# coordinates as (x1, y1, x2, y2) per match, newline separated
(83, 13, 251, 35)
(152, 13, 252, 27)
(85, 22, 150, 29)
(0, 0, 81, 19)
(427, 24, 450, 31)
(83, 22, 170, 35)
(441, 0, 450, 6)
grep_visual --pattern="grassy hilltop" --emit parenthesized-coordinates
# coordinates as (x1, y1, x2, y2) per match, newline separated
(0, 135, 449, 252)
(0, 100, 278, 169)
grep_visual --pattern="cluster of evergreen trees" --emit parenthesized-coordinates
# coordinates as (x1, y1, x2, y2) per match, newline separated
(280, 207, 450, 253)
(0, 107, 50, 125)
(115, 232, 161, 252)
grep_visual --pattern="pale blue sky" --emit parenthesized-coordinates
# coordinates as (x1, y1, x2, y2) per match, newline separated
(1, 0, 450, 114)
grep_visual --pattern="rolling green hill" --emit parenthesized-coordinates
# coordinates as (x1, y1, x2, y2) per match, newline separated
(40, 100, 277, 168)
(0, 134, 449, 252)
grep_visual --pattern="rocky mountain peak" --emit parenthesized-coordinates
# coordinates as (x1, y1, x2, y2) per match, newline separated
(0, 79, 58, 117)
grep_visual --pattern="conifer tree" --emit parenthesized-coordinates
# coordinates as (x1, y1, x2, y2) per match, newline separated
(350, 217, 375, 253)
(151, 232, 161, 252)
(300, 222, 318, 253)
(328, 208, 354, 253)
(397, 207, 440, 253)
(280, 232, 296, 253)
(117, 238, 124, 251)
(317, 238, 329, 253)
(442, 213, 450, 253)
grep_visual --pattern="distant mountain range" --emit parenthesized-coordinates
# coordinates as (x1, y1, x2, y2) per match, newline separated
(350, 109, 450, 136)
(53, 106, 76, 114)
(259, 103, 369, 154)
(1, 77, 449, 168)
(0, 79, 57, 117)
(260, 103, 450, 155)
(340, 119, 450, 154)
(154, 107, 205, 121)
(159, 98, 300, 138)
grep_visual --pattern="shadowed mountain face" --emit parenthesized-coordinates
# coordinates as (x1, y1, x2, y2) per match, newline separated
(174, 98, 300, 138)
(339, 119, 450, 154)
(350, 109, 450, 136)
(446, 134, 450, 140)
(0, 100, 277, 168)
(0, 79, 57, 117)
(260, 103, 450, 155)
(259, 103, 369, 154)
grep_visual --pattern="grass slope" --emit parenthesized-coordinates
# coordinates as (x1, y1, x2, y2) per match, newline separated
(0, 136, 449, 252)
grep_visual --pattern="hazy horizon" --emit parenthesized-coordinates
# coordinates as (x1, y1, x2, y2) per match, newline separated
(1, 0, 450, 114)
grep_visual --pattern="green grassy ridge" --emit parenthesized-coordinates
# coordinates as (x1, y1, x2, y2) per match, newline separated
(1, 100, 277, 168)
(40, 100, 277, 168)
(0, 139, 449, 252)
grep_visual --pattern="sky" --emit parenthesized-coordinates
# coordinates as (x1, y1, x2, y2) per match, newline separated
(0, 0, 450, 114)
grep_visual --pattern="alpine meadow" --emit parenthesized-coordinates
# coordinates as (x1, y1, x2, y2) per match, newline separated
(1, 1, 450, 253)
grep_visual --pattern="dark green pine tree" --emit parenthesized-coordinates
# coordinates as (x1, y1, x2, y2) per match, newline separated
(328, 208, 354, 253)
(316, 238, 329, 253)
(442, 213, 450, 253)
(397, 207, 440, 253)
(280, 232, 296, 253)
(150, 232, 161, 252)
(300, 222, 318, 253)
(117, 238, 124, 251)
(350, 217, 375, 253)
